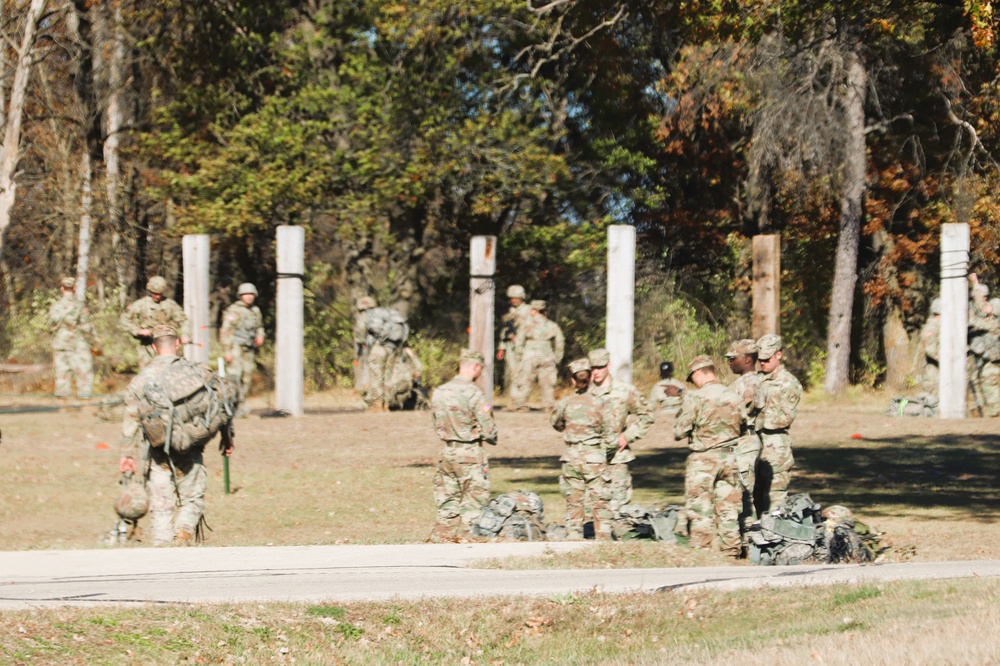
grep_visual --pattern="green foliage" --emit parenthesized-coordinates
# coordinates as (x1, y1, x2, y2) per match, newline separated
(831, 586, 883, 607)
(305, 606, 346, 619)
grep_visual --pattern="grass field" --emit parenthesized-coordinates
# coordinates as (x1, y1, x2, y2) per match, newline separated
(1, 388, 997, 561)
(1, 578, 998, 664)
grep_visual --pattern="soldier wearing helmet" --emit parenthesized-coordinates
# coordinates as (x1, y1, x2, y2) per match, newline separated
(511, 300, 565, 411)
(119, 276, 190, 368)
(496, 285, 531, 395)
(47, 277, 95, 399)
(219, 283, 265, 411)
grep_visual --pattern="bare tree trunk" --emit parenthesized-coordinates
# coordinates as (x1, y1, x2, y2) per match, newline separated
(75, 152, 93, 301)
(823, 49, 867, 395)
(0, 0, 49, 252)
(99, 0, 129, 297)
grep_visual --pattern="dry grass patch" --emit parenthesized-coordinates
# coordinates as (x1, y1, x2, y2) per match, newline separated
(0, 579, 996, 664)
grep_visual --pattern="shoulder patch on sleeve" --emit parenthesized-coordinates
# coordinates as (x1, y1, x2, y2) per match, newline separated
(483, 403, 492, 413)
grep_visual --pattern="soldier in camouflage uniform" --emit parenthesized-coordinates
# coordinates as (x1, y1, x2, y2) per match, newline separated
(119, 325, 234, 545)
(588, 348, 654, 521)
(48, 277, 94, 398)
(755, 334, 803, 515)
(649, 361, 685, 416)
(120, 276, 190, 369)
(512, 300, 565, 411)
(673, 355, 747, 557)
(219, 283, 265, 408)
(968, 274, 1000, 417)
(551, 358, 616, 540)
(725, 338, 763, 521)
(430, 349, 498, 541)
(919, 298, 941, 396)
(496, 285, 531, 395)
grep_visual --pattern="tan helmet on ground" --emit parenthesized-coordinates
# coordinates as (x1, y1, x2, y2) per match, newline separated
(146, 276, 168, 295)
(237, 282, 258, 297)
(114, 475, 149, 520)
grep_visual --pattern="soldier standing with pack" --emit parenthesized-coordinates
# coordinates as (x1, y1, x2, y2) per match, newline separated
(511, 300, 564, 411)
(219, 283, 265, 410)
(496, 285, 531, 394)
(357, 297, 409, 412)
(588, 348, 654, 523)
(725, 339, 763, 522)
(48, 277, 94, 399)
(919, 298, 941, 396)
(120, 276, 190, 369)
(430, 349, 498, 542)
(119, 325, 236, 545)
(755, 334, 803, 515)
(673, 355, 747, 558)
(550, 358, 616, 540)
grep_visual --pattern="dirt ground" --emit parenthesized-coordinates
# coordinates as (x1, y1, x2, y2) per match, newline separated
(1, 387, 997, 562)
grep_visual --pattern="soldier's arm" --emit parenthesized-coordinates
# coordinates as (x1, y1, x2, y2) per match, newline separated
(119, 302, 141, 337)
(219, 305, 237, 349)
(119, 385, 143, 470)
(623, 387, 655, 442)
(601, 401, 618, 455)
(672, 394, 697, 441)
(254, 307, 265, 341)
(473, 391, 498, 445)
(550, 399, 567, 431)
(768, 379, 802, 429)
(552, 325, 565, 364)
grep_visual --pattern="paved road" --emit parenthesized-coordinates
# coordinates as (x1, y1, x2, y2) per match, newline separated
(1, 544, 997, 609)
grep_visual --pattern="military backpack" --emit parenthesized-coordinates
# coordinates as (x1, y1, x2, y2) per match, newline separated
(366, 307, 409, 346)
(616, 504, 686, 543)
(472, 490, 546, 541)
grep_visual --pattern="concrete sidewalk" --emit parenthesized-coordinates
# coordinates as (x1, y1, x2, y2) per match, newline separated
(1, 543, 997, 609)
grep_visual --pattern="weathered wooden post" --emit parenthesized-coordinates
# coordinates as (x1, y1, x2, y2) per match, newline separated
(606, 225, 636, 384)
(470, 236, 497, 402)
(752, 234, 781, 339)
(276, 225, 304, 416)
(939, 223, 969, 419)
(182, 234, 210, 366)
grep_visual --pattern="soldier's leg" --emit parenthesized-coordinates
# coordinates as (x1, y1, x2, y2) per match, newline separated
(684, 451, 721, 550)
(735, 434, 760, 525)
(53, 351, 72, 397)
(981, 361, 1000, 417)
(456, 446, 490, 530)
(503, 349, 519, 395)
(365, 345, 389, 407)
(432, 452, 463, 540)
(714, 458, 745, 557)
(511, 354, 536, 410)
(585, 463, 615, 540)
(74, 346, 94, 398)
(759, 433, 794, 510)
(172, 453, 207, 543)
(538, 358, 557, 410)
(606, 462, 633, 518)
(146, 463, 177, 546)
(559, 460, 587, 539)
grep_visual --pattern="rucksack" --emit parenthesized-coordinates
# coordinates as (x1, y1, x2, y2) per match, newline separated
(137, 358, 239, 454)
(366, 307, 409, 346)
(472, 490, 545, 540)
(616, 504, 685, 543)
(887, 394, 937, 418)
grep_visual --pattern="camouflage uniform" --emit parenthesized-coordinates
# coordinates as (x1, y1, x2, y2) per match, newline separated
(968, 291, 1000, 417)
(121, 354, 207, 545)
(919, 315, 940, 395)
(430, 369, 498, 540)
(120, 296, 189, 369)
(512, 304, 564, 410)
(219, 299, 264, 401)
(551, 386, 616, 539)
(673, 377, 746, 556)
(649, 378, 686, 416)
(729, 370, 763, 519)
(386, 347, 424, 409)
(48, 289, 94, 398)
(360, 305, 408, 409)
(498, 301, 532, 393)
(755, 365, 802, 514)
(590, 375, 654, 516)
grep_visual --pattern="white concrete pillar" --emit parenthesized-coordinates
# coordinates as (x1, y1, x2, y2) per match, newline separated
(276, 226, 304, 416)
(469, 236, 497, 402)
(182, 234, 210, 366)
(939, 223, 969, 419)
(606, 225, 636, 384)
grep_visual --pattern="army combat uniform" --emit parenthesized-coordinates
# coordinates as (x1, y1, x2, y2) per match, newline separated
(120, 288, 189, 368)
(673, 358, 747, 557)
(48, 280, 94, 398)
(430, 352, 498, 541)
(512, 302, 564, 410)
(551, 361, 616, 540)
(498, 295, 532, 394)
(649, 378, 686, 416)
(919, 307, 940, 396)
(968, 291, 1000, 417)
(219, 299, 264, 401)
(755, 337, 802, 515)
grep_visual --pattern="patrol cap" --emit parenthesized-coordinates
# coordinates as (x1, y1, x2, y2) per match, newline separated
(756, 334, 783, 360)
(60, 277, 76, 289)
(930, 297, 942, 315)
(460, 348, 485, 365)
(146, 276, 167, 294)
(588, 348, 610, 367)
(356, 296, 377, 310)
(506, 285, 526, 299)
(568, 358, 591, 374)
(530, 299, 547, 311)
(151, 324, 178, 340)
(237, 282, 258, 297)
(725, 338, 758, 358)
(686, 354, 714, 380)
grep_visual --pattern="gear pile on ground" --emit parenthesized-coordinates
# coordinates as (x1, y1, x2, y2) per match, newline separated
(614, 503, 687, 543)
(472, 490, 546, 541)
(747, 493, 887, 565)
(887, 394, 937, 417)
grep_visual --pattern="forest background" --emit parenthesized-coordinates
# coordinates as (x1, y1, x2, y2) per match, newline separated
(0, 0, 998, 395)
